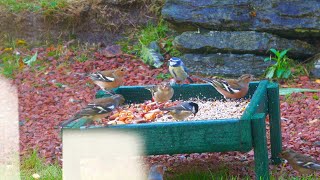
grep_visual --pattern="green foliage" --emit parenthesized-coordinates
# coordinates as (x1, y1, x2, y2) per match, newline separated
(0, 50, 20, 78)
(264, 48, 292, 79)
(20, 150, 62, 180)
(75, 54, 89, 62)
(140, 41, 164, 68)
(117, 19, 181, 60)
(23, 51, 38, 66)
(0, 0, 67, 13)
(312, 94, 319, 100)
(156, 73, 172, 80)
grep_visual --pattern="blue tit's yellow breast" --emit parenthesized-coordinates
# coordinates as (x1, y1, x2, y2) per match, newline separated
(169, 66, 188, 81)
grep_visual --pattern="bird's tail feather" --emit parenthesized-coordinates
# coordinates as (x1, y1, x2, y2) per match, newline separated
(187, 76, 194, 83)
(59, 117, 76, 127)
(194, 76, 223, 88)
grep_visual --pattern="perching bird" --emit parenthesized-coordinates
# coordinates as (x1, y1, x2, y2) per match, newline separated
(146, 82, 174, 103)
(279, 149, 320, 175)
(195, 74, 253, 99)
(60, 94, 125, 127)
(159, 101, 199, 120)
(88, 67, 126, 95)
(168, 57, 194, 84)
(147, 164, 166, 180)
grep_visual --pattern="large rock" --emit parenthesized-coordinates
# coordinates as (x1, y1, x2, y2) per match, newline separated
(182, 53, 273, 77)
(162, 0, 320, 38)
(174, 31, 317, 59)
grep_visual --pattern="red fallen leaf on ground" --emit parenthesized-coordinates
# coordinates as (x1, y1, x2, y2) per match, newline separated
(299, 76, 310, 81)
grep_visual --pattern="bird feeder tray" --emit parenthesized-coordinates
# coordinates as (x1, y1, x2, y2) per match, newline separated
(62, 80, 281, 180)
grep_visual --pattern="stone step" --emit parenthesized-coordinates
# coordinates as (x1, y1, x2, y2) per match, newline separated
(182, 53, 273, 77)
(173, 31, 317, 59)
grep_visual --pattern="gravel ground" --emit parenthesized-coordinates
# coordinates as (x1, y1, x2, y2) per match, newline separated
(7, 46, 320, 178)
(155, 99, 249, 122)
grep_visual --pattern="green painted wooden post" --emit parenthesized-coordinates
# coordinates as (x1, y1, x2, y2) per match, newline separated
(267, 83, 282, 164)
(252, 113, 270, 180)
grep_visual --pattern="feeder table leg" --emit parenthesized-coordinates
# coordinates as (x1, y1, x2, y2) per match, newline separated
(267, 83, 282, 164)
(252, 113, 270, 180)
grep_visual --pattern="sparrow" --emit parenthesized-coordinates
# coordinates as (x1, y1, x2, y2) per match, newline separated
(147, 164, 166, 180)
(168, 57, 194, 84)
(60, 94, 125, 127)
(159, 101, 199, 120)
(146, 82, 174, 103)
(88, 67, 126, 95)
(195, 74, 253, 99)
(279, 149, 320, 175)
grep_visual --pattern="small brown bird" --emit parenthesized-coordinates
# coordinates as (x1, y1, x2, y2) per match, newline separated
(160, 101, 199, 120)
(279, 149, 320, 175)
(146, 82, 174, 103)
(88, 67, 126, 94)
(60, 94, 125, 127)
(195, 74, 253, 99)
(147, 164, 166, 180)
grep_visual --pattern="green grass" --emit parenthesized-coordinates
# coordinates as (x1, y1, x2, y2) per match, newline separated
(117, 19, 182, 58)
(166, 168, 319, 180)
(18, 151, 319, 180)
(166, 167, 243, 180)
(0, 0, 67, 13)
(20, 150, 62, 180)
(0, 50, 20, 78)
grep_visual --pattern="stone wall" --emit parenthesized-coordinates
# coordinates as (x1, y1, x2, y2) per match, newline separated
(162, 0, 320, 77)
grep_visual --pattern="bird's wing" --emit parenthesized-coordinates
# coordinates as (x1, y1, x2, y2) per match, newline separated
(89, 72, 115, 82)
(73, 106, 108, 118)
(300, 161, 320, 170)
(145, 85, 158, 95)
(160, 102, 191, 112)
(182, 63, 190, 73)
(226, 79, 242, 91)
(89, 97, 113, 106)
(169, 68, 178, 79)
(295, 155, 320, 170)
(202, 77, 240, 94)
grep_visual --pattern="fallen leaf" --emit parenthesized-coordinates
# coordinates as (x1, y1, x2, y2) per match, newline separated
(308, 119, 319, 124)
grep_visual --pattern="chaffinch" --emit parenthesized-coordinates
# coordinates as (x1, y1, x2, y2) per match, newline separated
(195, 74, 253, 99)
(279, 149, 320, 175)
(168, 57, 194, 84)
(160, 101, 199, 120)
(60, 94, 125, 127)
(148, 164, 166, 180)
(88, 67, 126, 95)
(146, 82, 174, 103)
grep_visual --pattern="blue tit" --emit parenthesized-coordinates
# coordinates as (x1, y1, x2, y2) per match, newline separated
(168, 57, 194, 83)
